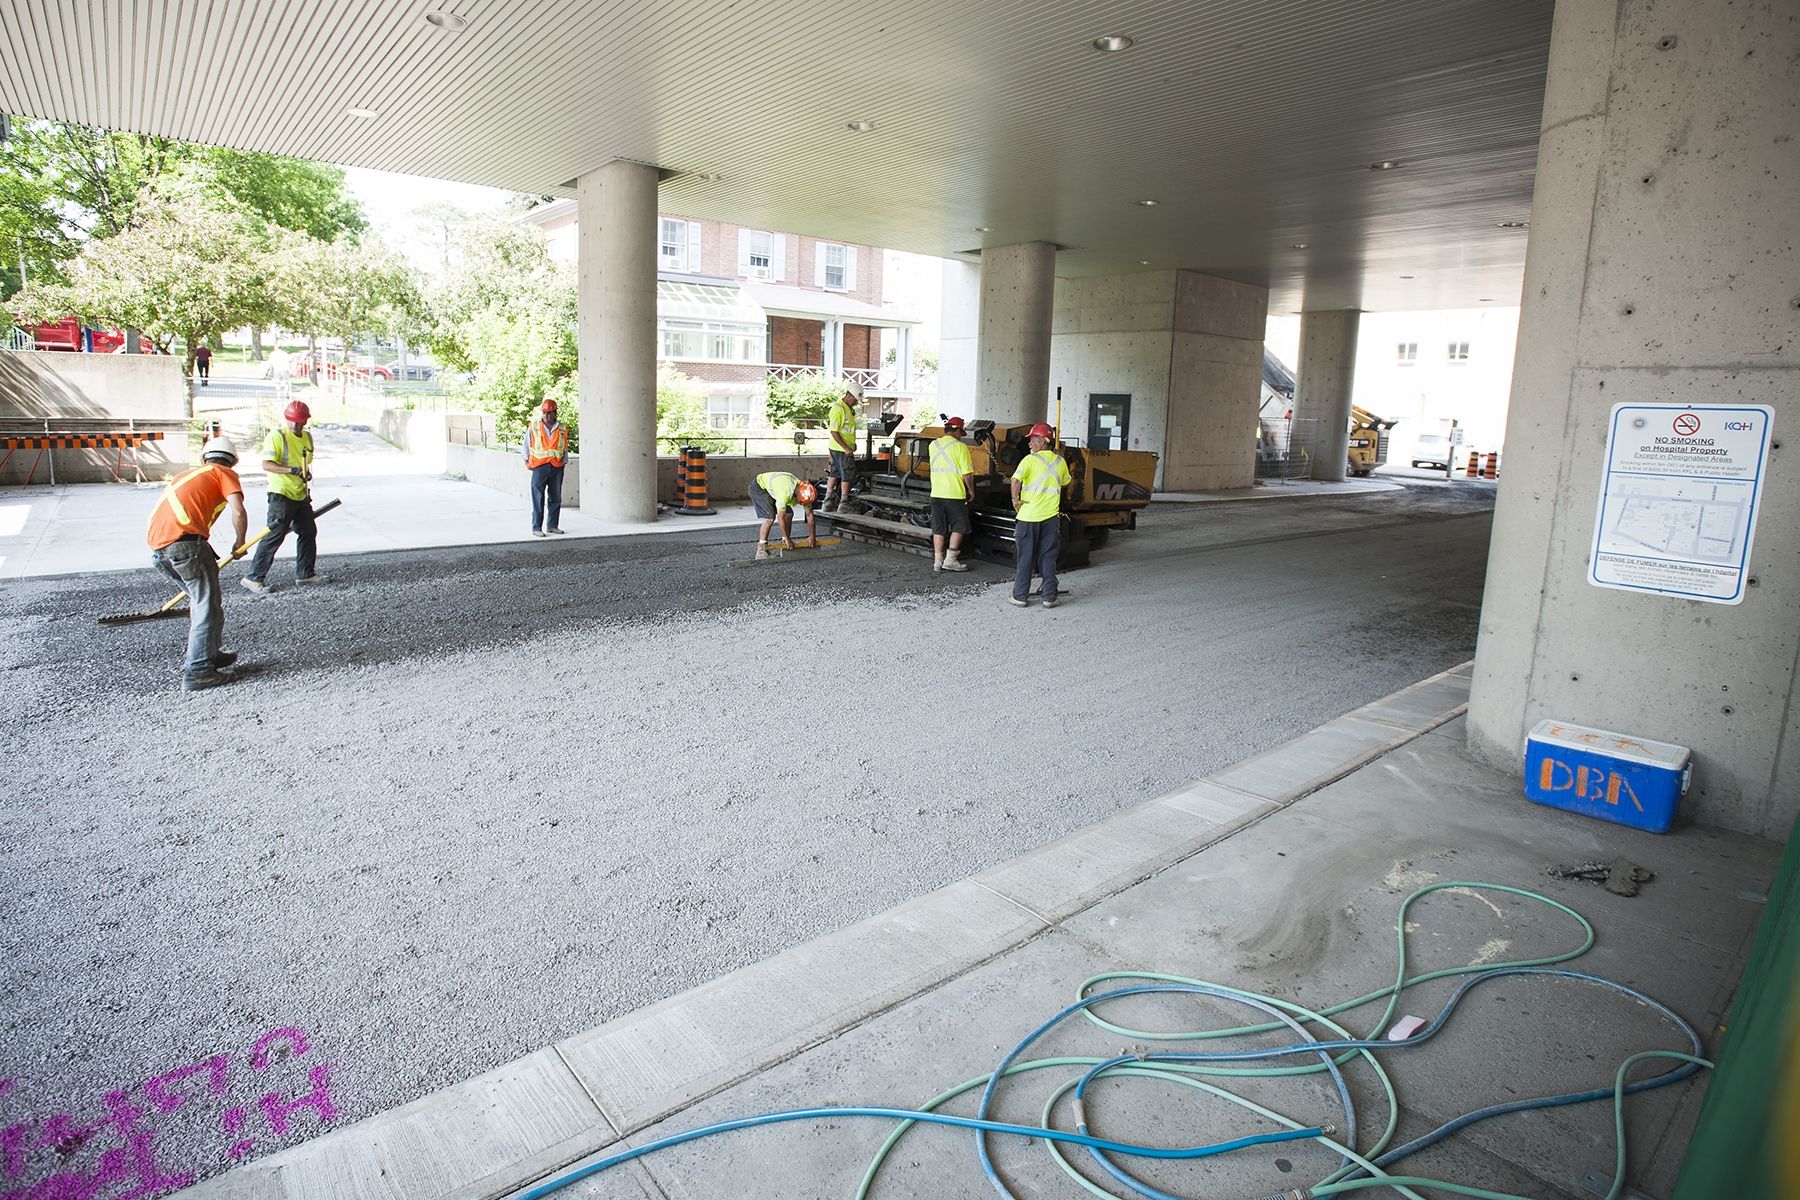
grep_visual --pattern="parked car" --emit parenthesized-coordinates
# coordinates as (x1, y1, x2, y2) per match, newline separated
(1410, 434, 1455, 470)
(265, 351, 394, 381)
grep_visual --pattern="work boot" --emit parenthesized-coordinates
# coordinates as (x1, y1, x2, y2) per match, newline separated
(296, 573, 330, 584)
(1008, 597, 1029, 608)
(182, 669, 234, 692)
(754, 542, 771, 561)
(531, 529, 546, 538)
(941, 550, 970, 573)
(933, 554, 944, 573)
(212, 650, 239, 669)
(546, 527, 565, 535)
(240, 577, 268, 595)
(1042, 596, 1063, 608)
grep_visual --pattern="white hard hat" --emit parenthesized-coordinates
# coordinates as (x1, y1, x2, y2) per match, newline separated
(201, 436, 238, 466)
(842, 380, 864, 402)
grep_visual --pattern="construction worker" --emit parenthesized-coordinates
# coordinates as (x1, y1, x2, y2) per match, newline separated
(821, 381, 860, 512)
(1008, 423, 1074, 609)
(929, 416, 975, 573)
(750, 471, 819, 560)
(243, 400, 323, 593)
(523, 398, 569, 536)
(147, 437, 248, 692)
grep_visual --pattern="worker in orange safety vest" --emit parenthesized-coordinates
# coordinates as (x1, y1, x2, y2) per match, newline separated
(524, 398, 570, 536)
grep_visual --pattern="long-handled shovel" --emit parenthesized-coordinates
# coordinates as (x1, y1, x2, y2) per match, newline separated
(98, 498, 343, 626)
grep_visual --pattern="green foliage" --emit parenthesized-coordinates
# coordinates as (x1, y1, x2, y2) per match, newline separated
(764, 372, 853, 428)
(416, 212, 580, 446)
(267, 232, 420, 342)
(656, 365, 732, 453)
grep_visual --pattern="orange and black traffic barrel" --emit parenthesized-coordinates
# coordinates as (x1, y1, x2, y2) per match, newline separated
(1466, 451, 1480, 478)
(672, 447, 717, 515)
(1482, 452, 1499, 480)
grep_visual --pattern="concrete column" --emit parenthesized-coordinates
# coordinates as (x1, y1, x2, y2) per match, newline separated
(1290, 310, 1360, 482)
(975, 241, 1056, 424)
(1164, 271, 1270, 490)
(577, 160, 659, 523)
(1467, 0, 1800, 838)
(898, 326, 913, 390)
(938, 260, 982, 418)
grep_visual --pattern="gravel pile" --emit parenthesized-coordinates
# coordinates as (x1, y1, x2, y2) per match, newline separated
(0, 485, 1492, 1190)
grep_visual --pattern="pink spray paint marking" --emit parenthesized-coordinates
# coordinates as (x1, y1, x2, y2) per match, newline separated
(141, 1056, 229, 1115)
(2, 1025, 333, 1198)
(247, 1029, 308, 1072)
(256, 1066, 335, 1137)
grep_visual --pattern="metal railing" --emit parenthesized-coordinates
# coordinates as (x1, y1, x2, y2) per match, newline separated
(4, 328, 33, 351)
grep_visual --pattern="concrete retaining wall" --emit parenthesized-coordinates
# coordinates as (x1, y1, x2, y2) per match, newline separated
(446, 443, 582, 507)
(438, 440, 824, 510)
(0, 349, 191, 484)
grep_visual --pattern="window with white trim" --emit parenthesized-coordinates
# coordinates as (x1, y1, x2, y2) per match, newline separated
(1397, 342, 1419, 365)
(659, 219, 701, 272)
(658, 318, 766, 363)
(816, 242, 857, 291)
(1447, 341, 1470, 362)
(706, 394, 756, 430)
(738, 229, 783, 281)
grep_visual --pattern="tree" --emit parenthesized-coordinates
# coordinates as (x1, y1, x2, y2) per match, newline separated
(7, 195, 268, 412)
(657, 365, 732, 453)
(764, 371, 855, 428)
(268, 232, 422, 399)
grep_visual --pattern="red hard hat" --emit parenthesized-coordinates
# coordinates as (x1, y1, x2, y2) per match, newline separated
(794, 480, 818, 506)
(1028, 422, 1054, 439)
(542, 399, 558, 413)
(284, 400, 311, 424)
(945, 416, 966, 432)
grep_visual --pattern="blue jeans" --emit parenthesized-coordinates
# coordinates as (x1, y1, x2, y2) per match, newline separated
(248, 494, 317, 582)
(531, 464, 565, 530)
(1012, 517, 1061, 602)
(153, 539, 223, 678)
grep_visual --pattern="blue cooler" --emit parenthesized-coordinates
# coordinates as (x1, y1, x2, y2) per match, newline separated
(1523, 720, 1691, 833)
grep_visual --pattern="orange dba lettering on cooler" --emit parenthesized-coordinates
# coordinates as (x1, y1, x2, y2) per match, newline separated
(1536, 757, 1645, 813)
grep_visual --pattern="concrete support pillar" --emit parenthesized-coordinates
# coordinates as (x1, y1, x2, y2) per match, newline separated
(1467, 0, 1800, 837)
(898, 326, 913, 390)
(938, 260, 982, 419)
(975, 241, 1056, 424)
(1291, 310, 1360, 482)
(577, 160, 659, 523)
(1163, 271, 1270, 491)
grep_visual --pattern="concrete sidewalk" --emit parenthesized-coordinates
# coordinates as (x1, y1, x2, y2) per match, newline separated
(176, 665, 1779, 1200)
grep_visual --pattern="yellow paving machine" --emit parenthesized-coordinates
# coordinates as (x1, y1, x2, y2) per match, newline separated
(1347, 406, 1397, 477)
(826, 420, 1159, 568)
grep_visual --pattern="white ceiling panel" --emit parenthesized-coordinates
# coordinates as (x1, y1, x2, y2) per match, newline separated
(0, 0, 1554, 311)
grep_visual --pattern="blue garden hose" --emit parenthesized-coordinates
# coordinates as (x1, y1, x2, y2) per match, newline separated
(517, 882, 1711, 1200)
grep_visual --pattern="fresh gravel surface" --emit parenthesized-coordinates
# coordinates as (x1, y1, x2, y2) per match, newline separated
(0, 482, 1493, 1191)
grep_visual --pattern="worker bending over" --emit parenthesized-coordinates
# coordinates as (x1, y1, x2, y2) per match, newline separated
(928, 416, 974, 573)
(821, 382, 860, 513)
(243, 399, 324, 593)
(147, 437, 248, 692)
(1009, 423, 1073, 608)
(750, 471, 818, 560)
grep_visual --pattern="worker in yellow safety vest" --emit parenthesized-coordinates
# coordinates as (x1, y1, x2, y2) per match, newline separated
(146, 437, 249, 691)
(1008, 423, 1073, 608)
(523, 398, 570, 536)
(243, 399, 323, 593)
(750, 471, 819, 559)
(928, 416, 975, 573)
(821, 381, 861, 513)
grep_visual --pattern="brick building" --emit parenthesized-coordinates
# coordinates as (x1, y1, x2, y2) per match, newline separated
(522, 201, 924, 431)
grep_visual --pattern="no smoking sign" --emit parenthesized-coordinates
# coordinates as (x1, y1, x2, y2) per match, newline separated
(1672, 413, 1701, 436)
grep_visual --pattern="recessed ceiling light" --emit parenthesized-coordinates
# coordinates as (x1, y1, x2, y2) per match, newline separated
(1135, 199, 1158, 207)
(846, 120, 876, 133)
(1497, 220, 1529, 229)
(1092, 35, 1134, 52)
(1399, 274, 1415, 280)
(345, 107, 378, 120)
(1369, 160, 1400, 170)
(974, 226, 992, 232)
(1291, 242, 1308, 249)
(423, 11, 467, 30)
(1478, 297, 1494, 303)
(1137, 259, 1151, 266)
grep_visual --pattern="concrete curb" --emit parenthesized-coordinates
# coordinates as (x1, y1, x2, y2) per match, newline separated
(171, 663, 1473, 1200)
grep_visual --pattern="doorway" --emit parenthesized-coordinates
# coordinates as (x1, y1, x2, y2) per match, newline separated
(1088, 394, 1131, 450)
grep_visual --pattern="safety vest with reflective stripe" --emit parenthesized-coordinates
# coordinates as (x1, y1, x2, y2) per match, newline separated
(827, 399, 857, 452)
(756, 470, 802, 510)
(264, 426, 314, 501)
(1011, 449, 1071, 523)
(929, 435, 974, 499)
(147, 463, 239, 549)
(527, 418, 568, 468)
